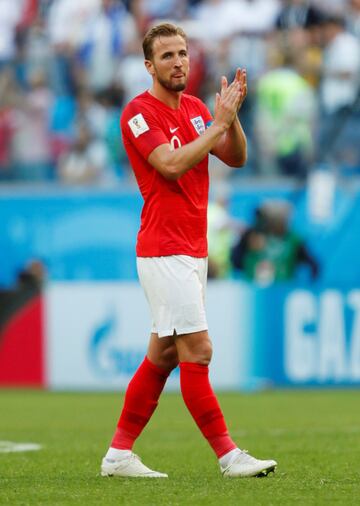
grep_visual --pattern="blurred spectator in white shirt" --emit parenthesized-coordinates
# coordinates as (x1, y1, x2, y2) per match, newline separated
(320, 14, 360, 115)
(48, 0, 100, 50)
(232, 0, 280, 34)
(11, 70, 54, 180)
(313, 0, 348, 16)
(276, 0, 324, 31)
(47, 0, 100, 94)
(75, 88, 109, 140)
(194, 0, 239, 42)
(116, 36, 152, 103)
(24, 13, 53, 82)
(317, 14, 360, 170)
(0, 0, 23, 66)
(79, 0, 136, 93)
(227, 0, 280, 80)
(58, 122, 111, 185)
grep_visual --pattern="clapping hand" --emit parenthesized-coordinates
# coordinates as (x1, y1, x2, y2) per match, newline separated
(232, 67, 247, 112)
(214, 68, 247, 130)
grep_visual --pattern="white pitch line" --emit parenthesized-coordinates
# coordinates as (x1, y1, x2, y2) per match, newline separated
(0, 441, 42, 453)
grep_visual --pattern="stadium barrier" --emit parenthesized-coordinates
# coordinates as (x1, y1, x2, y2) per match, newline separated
(1, 280, 359, 390)
(1, 185, 359, 389)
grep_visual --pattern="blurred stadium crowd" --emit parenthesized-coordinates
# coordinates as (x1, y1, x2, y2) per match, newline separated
(0, 0, 360, 185)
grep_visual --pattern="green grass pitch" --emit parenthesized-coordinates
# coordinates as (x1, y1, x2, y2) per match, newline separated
(0, 389, 359, 505)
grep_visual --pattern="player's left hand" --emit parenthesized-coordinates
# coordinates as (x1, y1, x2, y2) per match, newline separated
(215, 68, 247, 122)
(232, 68, 247, 112)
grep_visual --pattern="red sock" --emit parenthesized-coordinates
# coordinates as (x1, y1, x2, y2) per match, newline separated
(179, 362, 237, 458)
(111, 357, 170, 450)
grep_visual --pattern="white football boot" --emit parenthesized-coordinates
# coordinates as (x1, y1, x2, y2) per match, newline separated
(220, 449, 277, 478)
(101, 451, 168, 478)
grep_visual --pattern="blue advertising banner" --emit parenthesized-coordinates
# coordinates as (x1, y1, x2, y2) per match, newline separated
(242, 283, 360, 387)
(0, 188, 142, 286)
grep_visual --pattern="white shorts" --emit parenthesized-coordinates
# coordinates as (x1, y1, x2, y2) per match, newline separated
(137, 255, 208, 338)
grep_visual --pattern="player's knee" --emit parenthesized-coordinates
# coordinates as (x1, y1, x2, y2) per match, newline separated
(194, 341, 213, 366)
(159, 346, 179, 371)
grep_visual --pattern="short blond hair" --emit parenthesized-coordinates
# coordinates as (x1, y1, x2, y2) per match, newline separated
(142, 23, 187, 60)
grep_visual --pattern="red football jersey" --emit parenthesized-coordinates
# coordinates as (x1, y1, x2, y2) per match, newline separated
(121, 91, 213, 257)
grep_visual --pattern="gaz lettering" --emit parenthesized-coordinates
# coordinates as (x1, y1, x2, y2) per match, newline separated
(285, 290, 360, 382)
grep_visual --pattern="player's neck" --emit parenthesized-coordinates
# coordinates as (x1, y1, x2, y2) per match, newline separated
(148, 84, 182, 110)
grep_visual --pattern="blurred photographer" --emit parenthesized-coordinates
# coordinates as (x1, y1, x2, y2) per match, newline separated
(231, 201, 319, 284)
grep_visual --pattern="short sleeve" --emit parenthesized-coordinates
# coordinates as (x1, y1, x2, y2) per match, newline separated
(121, 102, 169, 160)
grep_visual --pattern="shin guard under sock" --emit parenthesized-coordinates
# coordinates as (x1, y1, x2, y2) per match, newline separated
(180, 362, 237, 458)
(111, 357, 170, 450)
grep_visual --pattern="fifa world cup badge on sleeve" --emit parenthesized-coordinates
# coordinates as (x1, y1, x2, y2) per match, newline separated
(128, 113, 150, 138)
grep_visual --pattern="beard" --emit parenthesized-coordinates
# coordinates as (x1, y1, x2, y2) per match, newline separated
(156, 72, 187, 92)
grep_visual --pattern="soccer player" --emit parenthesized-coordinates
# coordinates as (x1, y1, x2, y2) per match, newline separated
(101, 23, 277, 478)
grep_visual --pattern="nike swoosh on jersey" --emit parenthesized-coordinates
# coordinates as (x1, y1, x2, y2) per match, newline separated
(170, 127, 179, 133)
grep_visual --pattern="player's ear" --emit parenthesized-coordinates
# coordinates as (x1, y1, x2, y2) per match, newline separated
(144, 59, 155, 76)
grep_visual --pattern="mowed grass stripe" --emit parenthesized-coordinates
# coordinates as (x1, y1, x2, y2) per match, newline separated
(0, 390, 359, 505)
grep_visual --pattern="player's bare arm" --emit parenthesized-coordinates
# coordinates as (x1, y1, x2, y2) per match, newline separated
(211, 68, 248, 168)
(148, 81, 242, 180)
